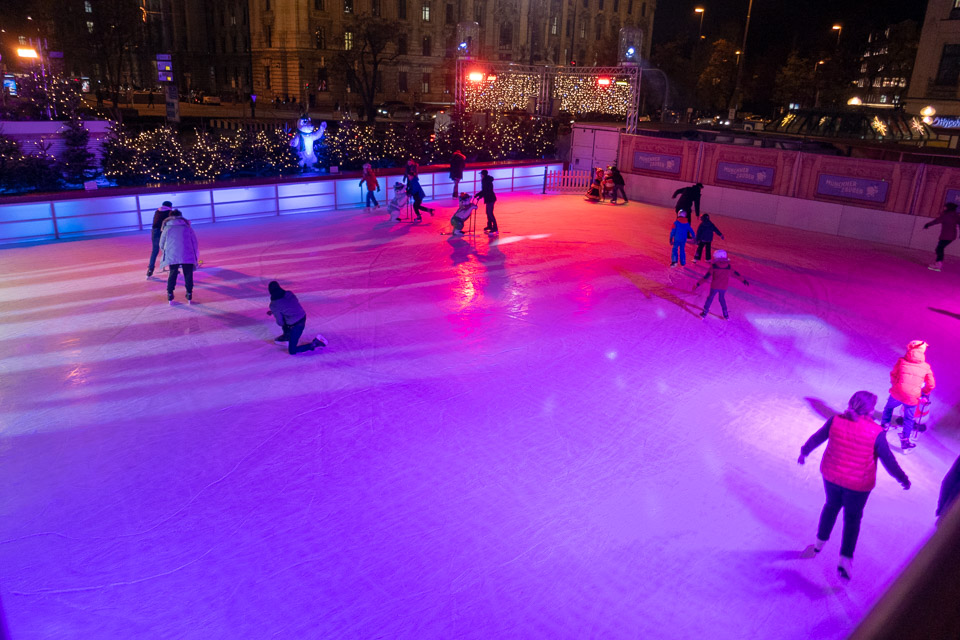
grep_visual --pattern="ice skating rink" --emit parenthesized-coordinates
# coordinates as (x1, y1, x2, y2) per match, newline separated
(1, 191, 958, 639)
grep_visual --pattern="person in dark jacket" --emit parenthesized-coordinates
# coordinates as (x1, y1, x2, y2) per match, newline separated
(406, 174, 434, 221)
(694, 249, 747, 319)
(924, 202, 960, 271)
(937, 454, 960, 524)
(609, 166, 628, 204)
(475, 169, 498, 233)
(267, 281, 326, 355)
(798, 391, 910, 580)
(693, 214, 724, 262)
(146, 200, 173, 278)
(449, 150, 466, 198)
(673, 183, 703, 218)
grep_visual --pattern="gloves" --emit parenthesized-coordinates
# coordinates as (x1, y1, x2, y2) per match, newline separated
(266, 310, 273, 316)
(901, 479, 911, 490)
(797, 454, 806, 465)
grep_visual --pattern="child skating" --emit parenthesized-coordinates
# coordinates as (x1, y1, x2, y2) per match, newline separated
(693, 214, 724, 263)
(449, 192, 478, 236)
(669, 211, 695, 267)
(693, 249, 749, 319)
(359, 163, 380, 209)
(879, 340, 935, 453)
(387, 182, 408, 221)
(267, 281, 326, 355)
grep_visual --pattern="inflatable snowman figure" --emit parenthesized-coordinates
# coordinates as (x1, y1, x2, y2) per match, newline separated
(290, 117, 327, 169)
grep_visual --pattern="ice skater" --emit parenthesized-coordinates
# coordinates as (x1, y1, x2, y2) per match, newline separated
(387, 181, 408, 221)
(450, 192, 478, 235)
(159, 210, 199, 304)
(585, 170, 603, 202)
(267, 281, 326, 355)
(693, 214, 724, 263)
(923, 202, 960, 271)
(406, 173, 434, 221)
(673, 183, 703, 219)
(146, 200, 173, 278)
(601, 168, 615, 201)
(609, 166, 628, 204)
(798, 390, 910, 581)
(669, 211, 695, 267)
(402, 158, 419, 185)
(450, 150, 466, 198)
(693, 249, 748, 319)
(475, 169, 498, 233)
(359, 163, 380, 209)
(879, 340, 935, 453)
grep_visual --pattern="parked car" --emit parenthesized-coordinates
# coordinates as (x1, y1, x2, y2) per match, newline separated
(377, 101, 406, 117)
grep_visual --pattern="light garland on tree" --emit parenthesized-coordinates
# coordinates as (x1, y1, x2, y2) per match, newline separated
(465, 73, 543, 112)
(552, 75, 633, 115)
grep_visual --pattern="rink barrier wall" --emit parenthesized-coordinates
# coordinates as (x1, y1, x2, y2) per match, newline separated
(619, 134, 960, 256)
(0, 161, 562, 245)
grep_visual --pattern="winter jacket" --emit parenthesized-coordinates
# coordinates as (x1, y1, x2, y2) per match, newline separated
(669, 220, 694, 246)
(453, 201, 477, 220)
(698, 258, 746, 291)
(269, 290, 307, 328)
(151, 206, 173, 231)
(477, 174, 497, 203)
(924, 209, 960, 241)
(673, 185, 702, 216)
(449, 152, 466, 180)
(407, 176, 426, 200)
(610, 168, 625, 186)
(696, 216, 723, 243)
(889, 347, 935, 405)
(159, 216, 199, 268)
(807, 415, 905, 492)
(360, 171, 379, 191)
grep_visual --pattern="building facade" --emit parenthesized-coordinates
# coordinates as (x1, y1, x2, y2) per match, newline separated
(855, 26, 915, 107)
(906, 0, 960, 117)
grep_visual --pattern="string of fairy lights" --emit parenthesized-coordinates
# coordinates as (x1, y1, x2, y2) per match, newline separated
(551, 75, 634, 115)
(464, 73, 543, 112)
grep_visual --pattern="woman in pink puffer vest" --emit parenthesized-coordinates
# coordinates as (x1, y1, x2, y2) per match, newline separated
(880, 340, 936, 452)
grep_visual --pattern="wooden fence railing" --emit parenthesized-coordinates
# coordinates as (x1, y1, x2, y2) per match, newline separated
(542, 169, 592, 193)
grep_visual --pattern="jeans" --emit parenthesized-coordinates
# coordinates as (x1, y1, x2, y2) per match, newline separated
(611, 184, 628, 202)
(148, 229, 162, 274)
(283, 317, 314, 355)
(671, 243, 688, 265)
(817, 479, 871, 558)
(695, 241, 712, 261)
(881, 395, 917, 438)
(451, 215, 466, 232)
(936, 239, 953, 262)
(484, 202, 498, 231)
(167, 264, 195, 295)
(365, 190, 379, 207)
(703, 289, 727, 316)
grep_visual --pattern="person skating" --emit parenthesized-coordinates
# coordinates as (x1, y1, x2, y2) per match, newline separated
(798, 391, 910, 581)
(585, 174, 602, 202)
(406, 173, 434, 221)
(450, 192, 478, 236)
(673, 183, 704, 219)
(669, 211, 695, 267)
(267, 281, 326, 355)
(936, 454, 960, 525)
(601, 168, 615, 201)
(146, 200, 173, 278)
(879, 340, 935, 453)
(359, 163, 380, 209)
(450, 150, 466, 198)
(693, 214, 724, 263)
(402, 158, 419, 185)
(387, 182, 408, 221)
(159, 210, 200, 304)
(609, 166, 628, 204)
(475, 169, 498, 233)
(693, 249, 748, 319)
(923, 202, 960, 271)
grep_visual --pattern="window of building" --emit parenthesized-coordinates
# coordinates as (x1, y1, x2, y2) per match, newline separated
(231, 15, 237, 25)
(265, 66, 271, 87)
(444, 72, 452, 93)
(317, 67, 329, 91)
(500, 23, 512, 47)
(583, 0, 588, 7)
(641, 2, 646, 17)
(936, 44, 960, 85)
(316, 27, 325, 49)
(421, 72, 431, 94)
(446, 3, 454, 24)
(550, 15, 558, 35)
(474, 1, 483, 25)
(372, 0, 381, 15)
(598, 0, 604, 8)
(627, 0, 633, 14)
(613, 0, 619, 11)
(314, 0, 324, 8)
(422, 2, 430, 21)
(265, 25, 272, 47)
(596, 20, 602, 40)
(422, 35, 431, 56)
(84, 0, 92, 12)
(86, 21, 94, 33)
(398, 34, 408, 54)
(398, 0, 406, 19)
(265, 0, 271, 11)
(566, 17, 572, 36)
(579, 21, 585, 40)
(344, 30, 354, 49)
(344, 0, 353, 13)
(399, 68, 409, 92)
(880, 95, 887, 103)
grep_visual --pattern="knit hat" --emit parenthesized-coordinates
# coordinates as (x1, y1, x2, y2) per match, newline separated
(714, 249, 727, 260)
(394, 182, 404, 189)
(677, 210, 687, 219)
(907, 340, 928, 352)
(268, 281, 286, 301)
(160, 201, 173, 209)
(362, 163, 372, 171)
(701, 214, 710, 222)
(846, 391, 878, 417)
(459, 192, 471, 200)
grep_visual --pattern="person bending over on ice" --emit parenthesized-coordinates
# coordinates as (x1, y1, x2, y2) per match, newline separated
(673, 182, 703, 219)
(267, 281, 326, 355)
(450, 192, 478, 236)
(159, 210, 199, 305)
(798, 391, 910, 581)
(359, 163, 380, 209)
(879, 340, 935, 453)
(694, 214, 724, 263)
(669, 211, 695, 267)
(923, 202, 960, 272)
(387, 182, 408, 221)
(693, 249, 748, 319)
(585, 174, 602, 202)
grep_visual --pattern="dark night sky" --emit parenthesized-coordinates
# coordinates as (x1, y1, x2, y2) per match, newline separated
(653, 0, 928, 59)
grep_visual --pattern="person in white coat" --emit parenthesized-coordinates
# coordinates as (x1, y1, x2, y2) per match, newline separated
(159, 210, 199, 304)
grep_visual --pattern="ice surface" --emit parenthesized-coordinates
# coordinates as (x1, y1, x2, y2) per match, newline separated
(0, 193, 957, 639)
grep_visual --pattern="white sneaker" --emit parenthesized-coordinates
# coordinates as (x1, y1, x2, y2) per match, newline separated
(928, 262, 942, 272)
(813, 538, 826, 552)
(314, 333, 327, 348)
(838, 556, 852, 580)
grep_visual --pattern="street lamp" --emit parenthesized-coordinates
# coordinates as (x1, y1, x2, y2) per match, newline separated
(735, 50, 741, 65)
(813, 59, 825, 108)
(832, 24, 842, 47)
(694, 7, 705, 40)
(729, 0, 754, 118)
